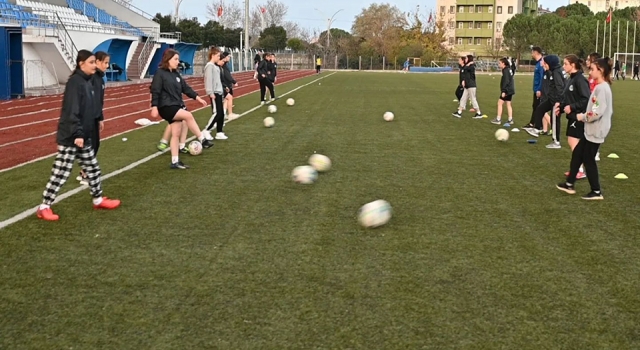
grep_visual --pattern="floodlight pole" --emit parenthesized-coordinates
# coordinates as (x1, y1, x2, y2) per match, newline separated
(244, 0, 250, 71)
(315, 8, 343, 53)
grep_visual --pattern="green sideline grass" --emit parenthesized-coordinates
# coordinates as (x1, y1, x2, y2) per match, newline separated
(1, 71, 639, 348)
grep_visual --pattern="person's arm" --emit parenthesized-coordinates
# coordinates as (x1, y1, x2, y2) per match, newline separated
(204, 64, 214, 96)
(180, 73, 198, 99)
(257, 61, 268, 76)
(569, 77, 590, 114)
(150, 72, 163, 107)
(581, 86, 610, 123)
(500, 69, 509, 93)
(61, 78, 83, 140)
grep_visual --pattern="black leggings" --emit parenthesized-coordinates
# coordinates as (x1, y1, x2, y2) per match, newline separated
(528, 92, 540, 125)
(567, 136, 601, 190)
(533, 99, 561, 141)
(259, 78, 274, 101)
(92, 119, 100, 155)
(206, 94, 225, 133)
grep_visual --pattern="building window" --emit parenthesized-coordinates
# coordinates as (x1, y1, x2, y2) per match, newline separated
(475, 22, 482, 29)
(496, 22, 502, 32)
(487, 38, 492, 46)
(477, 6, 482, 13)
(449, 37, 455, 45)
(459, 6, 464, 13)
(449, 21, 455, 29)
(495, 38, 502, 47)
(450, 6, 455, 14)
(468, 22, 473, 29)
(475, 38, 481, 45)
(469, 6, 474, 13)
(497, 6, 502, 14)
(440, 6, 445, 15)
(458, 38, 463, 45)
(588, 1, 591, 5)
(488, 6, 493, 13)
(468, 38, 473, 44)
(508, 6, 513, 14)
(458, 22, 464, 29)
(488, 22, 493, 29)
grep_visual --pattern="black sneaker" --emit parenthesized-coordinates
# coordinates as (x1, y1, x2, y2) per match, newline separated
(171, 161, 190, 169)
(452, 111, 462, 118)
(523, 123, 534, 129)
(556, 182, 576, 194)
(201, 139, 214, 149)
(472, 113, 483, 119)
(582, 191, 603, 200)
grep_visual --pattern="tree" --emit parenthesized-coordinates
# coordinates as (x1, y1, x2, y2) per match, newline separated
(153, 13, 178, 32)
(258, 25, 287, 50)
(352, 3, 408, 57)
(317, 28, 351, 52)
(502, 14, 535, 59)
(555, 3, 593, 18)
(206, 0, 243, 29)
(287, 38, 305, 51)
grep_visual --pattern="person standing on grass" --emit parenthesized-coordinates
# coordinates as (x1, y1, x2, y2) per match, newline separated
(220, 52, 239, 121)
(586, 52, 602, 160)
(633, 62, 639, 80)
(523, 46, 545, 129)
(253, 53, 261, 80)
(557, 57, 613, 200)
(257, 53, 275, 104)
(526, 55, 565, 146)
(315, 56, 322, 74)
(452, 55, 483, 119)
(454, 57, 465, 102)
(267, 53, 278, 99)
(202, 47, 226, 140)
(150, 49, 213, 170)
(37, 50, 121, 221)
(491, 58, 515, 125)
(553, 55, 590, 180)
(614, 59, 620, 80)
(78, 51, 109, 185)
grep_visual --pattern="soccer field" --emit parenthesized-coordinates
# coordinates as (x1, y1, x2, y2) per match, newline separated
(1, 71, 639, 348)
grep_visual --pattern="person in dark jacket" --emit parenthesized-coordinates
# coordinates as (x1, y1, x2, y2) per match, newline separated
(524, 46, 545, 129)
(454, 56, 464, 101)
(453, 55, 483, 118)
(150, 49, 213, 169)
(633, 62, 639, 80)
(220, 52, 239, 120)
(267, 53, 278, 97)
(78, 50, 110, 185)
(253, 53, 261, 80)
(553, 54, 590, 179)
(491, 57, 515, 125)
(525, 55, 565, 142)
(37, 50, 121, 221)
(257, 53, 275, 104)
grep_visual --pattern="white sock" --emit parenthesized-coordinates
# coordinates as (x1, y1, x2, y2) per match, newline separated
(579, 166, 584, 173)
(198, 134, 205, 141)
(39, 204, 50, 210)
(160, 139, 168, 144)
(92, 197, 103, 205)
(179, 143, 185, 149)
(172, 156, 179, 163)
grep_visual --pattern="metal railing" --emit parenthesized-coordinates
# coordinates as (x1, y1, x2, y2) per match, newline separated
(159, 31, 182, 41)
(52, 12, 78, 67)
(111, 0, 154, 20)
(137, 36, 156, 78)
(28, 9, 144, 37)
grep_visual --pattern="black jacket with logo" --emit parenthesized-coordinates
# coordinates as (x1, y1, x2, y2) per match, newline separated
(56, 69, 96, 146)
(560, 70, 590, 120)
(221, 63, 235, 89)
(91, 68, 106, 120)
(150, 68, 197, 108)
(500, 67, 515, 95)
(267, 60, 277, 81)
(541, 66, 565, 104)
(461, 62, 477, 88)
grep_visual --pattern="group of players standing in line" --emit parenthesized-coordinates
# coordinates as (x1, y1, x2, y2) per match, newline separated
(36, 47, 280, 220)
(453, 47, 614, 200)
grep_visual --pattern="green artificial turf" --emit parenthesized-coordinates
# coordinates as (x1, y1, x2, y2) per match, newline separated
(1, 71, 639, 348)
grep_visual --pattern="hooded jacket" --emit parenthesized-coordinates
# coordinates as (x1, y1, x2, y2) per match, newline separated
(266, 59, 277, 81)
(56, 69, 95, 146)
(461, 61, 477, 88)
(500, 66, 515, 96)
(91, 68, 106, 121)
(257, 59, 269, 78)
(150, 68, 198, 107)
(541, 55, 565, 104)
(560, 70, 590, 121)
(220, 62, 235, 89)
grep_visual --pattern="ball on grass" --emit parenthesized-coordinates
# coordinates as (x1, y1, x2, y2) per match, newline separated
(268, 105, 277, 113)
(383, 111, 394, 121)
(495, 128, 509, 142)
(188, 140, 202, 155)
(291, 165, 318, 184)
(263, 117, 275, 128)
(286, 98, 295, 106)
(358, 200, 392, 228)
(308, 154, 331, 172)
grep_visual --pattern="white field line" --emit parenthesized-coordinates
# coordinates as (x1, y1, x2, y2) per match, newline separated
(0, 72, 335, 230)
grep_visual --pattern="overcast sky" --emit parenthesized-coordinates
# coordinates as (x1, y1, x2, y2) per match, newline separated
(133, 0, 562, 32)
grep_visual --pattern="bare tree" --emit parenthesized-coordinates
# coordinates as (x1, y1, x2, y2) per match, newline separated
(282, 21, 300, 39)
(206, 0, 244, 29)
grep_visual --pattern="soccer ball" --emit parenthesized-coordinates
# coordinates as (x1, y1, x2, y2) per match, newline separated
(358, 200, 392, 228)
(495, 128, 509, 141)
(308, 154, 331, 172)
(188, 140, 202, 155)
(286, 98, 295, 106)
(291, 165, 318, 184)
(383, 111, 394, 121)
(263, 116, 275, 127)
(268, 105, 277, 113)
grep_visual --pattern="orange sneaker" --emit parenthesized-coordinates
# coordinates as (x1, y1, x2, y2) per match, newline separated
(93, 197, 121, 210)
(37, 207, 59, 221)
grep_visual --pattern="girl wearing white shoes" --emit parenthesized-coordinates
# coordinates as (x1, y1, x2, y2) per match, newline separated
(203, 47, 227, 140)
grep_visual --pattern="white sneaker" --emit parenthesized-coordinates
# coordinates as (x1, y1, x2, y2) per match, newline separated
(228, 113, 240, 120)
(595, 152, 600, 161)
(202, 130, 214, 141)
(76, 175, 88, 185)
(215, 132, 228, 140)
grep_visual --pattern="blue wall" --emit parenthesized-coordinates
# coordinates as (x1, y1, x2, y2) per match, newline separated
(174, 42, 199, 75)
(148, 43, 173, 76)
(93, 38, 134, 82)
(0, 25, 24, 99)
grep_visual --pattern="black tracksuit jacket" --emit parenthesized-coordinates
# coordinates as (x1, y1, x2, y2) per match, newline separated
(267, 60, 277, 82)
(541, 66, 565, 104)
(221, 63, 235, 89)
(560, 70, 590, 120)
(150, 68, 198, 108)
(461, 62, 477, 88)
(500, 67, 515, 96)
(91, 69, 106, 121)
(56, 69, 96, 146)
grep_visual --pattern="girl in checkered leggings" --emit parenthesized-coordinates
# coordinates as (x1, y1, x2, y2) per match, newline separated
(37, 50, 121, 221)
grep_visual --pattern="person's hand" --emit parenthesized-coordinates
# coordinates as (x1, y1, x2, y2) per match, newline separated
(501, 92, 505, 98)
(462, 81, 465, 87)
(150, 107, 159, 118)
(576, 113, 584, 122)
(536, 91, 541, 98)
(196, 96, 207, 107)
(74, 138, 84, 148)
(261, 74, 265, 78)
(564, 105, 572, 114)
(99, 121, 104, 132)
(234, 83, 238, 87)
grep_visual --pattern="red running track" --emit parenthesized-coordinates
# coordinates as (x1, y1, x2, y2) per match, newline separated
(0, 70, 315, 171)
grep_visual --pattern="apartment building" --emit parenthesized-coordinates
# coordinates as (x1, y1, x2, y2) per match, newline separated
(573, 0, 640, 13)
(436, 0, 539, 56)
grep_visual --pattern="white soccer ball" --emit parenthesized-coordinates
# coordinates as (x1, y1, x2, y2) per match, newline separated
(188, 140, 203, 155)
(383, 111, 394, 121)
(308, 154, 331, 172)
(495, 128, 509, 142)
(291, 165, 318, 184)
(263, 116, 275, 127)
(268, 105, 277, 113)
(358, 199, 392, 228)
(286, 98, 295, 106)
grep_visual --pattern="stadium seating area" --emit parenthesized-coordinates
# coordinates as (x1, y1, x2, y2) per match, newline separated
(0, 0, 143, 36)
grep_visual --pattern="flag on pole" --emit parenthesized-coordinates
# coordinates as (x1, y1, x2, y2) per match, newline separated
(260, 7, 266, 13)
(217, 5, 223, 17)
(428, 11, 433, 24)
(606, 7, 612, 23)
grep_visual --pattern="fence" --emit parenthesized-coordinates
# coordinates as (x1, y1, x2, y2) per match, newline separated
(23, 60, 60, 89)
